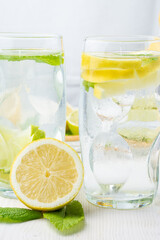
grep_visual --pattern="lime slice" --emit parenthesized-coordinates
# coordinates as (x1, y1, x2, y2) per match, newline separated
(66, 103, 75, 133)
(118, 126, 160, 143)
(128, 109, 160, 121)
(68, 110, 79, 135)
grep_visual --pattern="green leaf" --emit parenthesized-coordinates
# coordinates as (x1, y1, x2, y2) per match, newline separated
(0, 52, 64, 66)
(43, 200, 84, 232)
(82, 80, 95, 92)
(0, 208, 42, 223)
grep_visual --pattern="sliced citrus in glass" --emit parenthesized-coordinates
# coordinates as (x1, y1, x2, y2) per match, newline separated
(93, 71, 159, 99)
(67, 110, 79, 135)
(81, 53, 142, 70)
(81, 68, 135, 83)
(10, 138, 83, 211)
(81, 52, 160, 99)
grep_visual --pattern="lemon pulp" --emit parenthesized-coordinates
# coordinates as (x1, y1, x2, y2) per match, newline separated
(10, 138, 83, 210)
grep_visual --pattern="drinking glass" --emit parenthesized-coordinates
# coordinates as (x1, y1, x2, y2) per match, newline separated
(79, 36, 160, 209)
(0, 33, 65, 198)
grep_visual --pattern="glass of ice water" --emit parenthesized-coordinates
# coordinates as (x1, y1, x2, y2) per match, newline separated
(79, 36, 160, 209)
(0, 33, 65, 198)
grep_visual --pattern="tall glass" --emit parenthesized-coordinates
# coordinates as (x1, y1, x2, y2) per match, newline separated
(79, 36, 160, 209)
(0, 33, 65, 198)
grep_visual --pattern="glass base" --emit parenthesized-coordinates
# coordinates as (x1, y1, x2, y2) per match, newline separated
(0, 189, 16, 199)
(0, 183, 16, 199)
(86, 193, 154, 209)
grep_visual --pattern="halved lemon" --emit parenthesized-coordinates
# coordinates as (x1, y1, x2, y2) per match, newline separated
(10, 138, 83, 211)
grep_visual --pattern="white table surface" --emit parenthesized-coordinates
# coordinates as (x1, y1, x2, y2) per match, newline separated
(0, 189, 160, 240)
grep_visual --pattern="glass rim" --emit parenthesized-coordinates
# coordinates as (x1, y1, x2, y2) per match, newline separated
(84, 35, 160, 43)
(0, 32, 63, 39)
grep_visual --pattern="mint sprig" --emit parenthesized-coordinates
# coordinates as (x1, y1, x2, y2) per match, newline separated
(0, 201, 84, 233)
(43, 200, 84, 232)
(82, 80, 95, 92)
(0, 52, 64, 66)
(0, 207, 42, 223)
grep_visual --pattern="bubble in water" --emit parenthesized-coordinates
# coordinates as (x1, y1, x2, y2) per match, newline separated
(90, 132, 133, 188)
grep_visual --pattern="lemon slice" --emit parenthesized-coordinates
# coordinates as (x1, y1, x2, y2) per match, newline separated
(93, 80, 129, 99)
(81, 53, 142, 70)
(10, 138, 83, 211)
(93, 71, 159, 99)
(81, 53, 140, 83)
(0, 88, 21, 125)
(81, 68, 135, 83)
(67, 110, 79, 135)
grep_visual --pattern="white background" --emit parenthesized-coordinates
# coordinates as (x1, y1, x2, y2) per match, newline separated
(0, 0, 159, 105)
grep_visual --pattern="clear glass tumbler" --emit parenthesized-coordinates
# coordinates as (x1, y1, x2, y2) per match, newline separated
(79, 36, 160, 209)
(0, 33, 65, 198)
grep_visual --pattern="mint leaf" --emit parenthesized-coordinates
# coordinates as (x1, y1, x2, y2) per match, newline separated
(43, 200, 84, 232)
(0, 52, 64, 66)
(0, 208, 42, 223)
(83, 80, 94, 92)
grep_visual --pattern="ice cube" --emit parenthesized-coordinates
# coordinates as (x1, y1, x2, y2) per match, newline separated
(91, 92, 134, 122)
(90, 132, 133, 185)
(29, 95, 59, 116)
(91, 97, 122, 121)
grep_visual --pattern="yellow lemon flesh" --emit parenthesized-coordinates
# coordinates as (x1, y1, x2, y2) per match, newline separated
(81, 52, 160, 99)
(81, 53, 142, 70)
(67, 110, 79, 135)
(10, 138, 83, 211)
